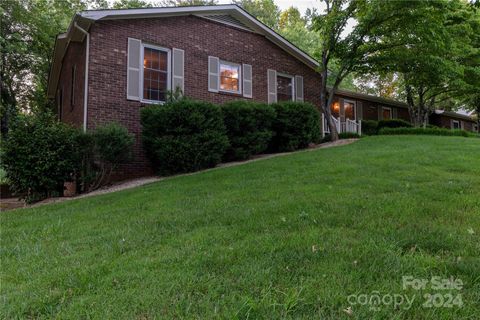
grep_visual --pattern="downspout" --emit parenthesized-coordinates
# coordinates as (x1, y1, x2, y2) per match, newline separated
(74, 22, 89, 132)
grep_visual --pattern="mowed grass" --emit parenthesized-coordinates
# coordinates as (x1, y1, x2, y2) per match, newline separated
(1, 136, 480, 319)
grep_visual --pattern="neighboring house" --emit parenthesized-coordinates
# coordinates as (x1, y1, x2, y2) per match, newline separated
(329, 89, 410, 122)
(47, 5, 321, 178)
(323, 89, 478, 135)
(430, 110, 478, 132)
(323, 89, 410, 135)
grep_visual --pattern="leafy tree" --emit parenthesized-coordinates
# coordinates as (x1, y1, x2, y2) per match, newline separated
(278, 6, 304, 29)
(312, 0, 380, 140)
(0, 0, 90, 135)
(371, 0, 480, 127)
(457, 2, 480, 132)
(277, 7, 319, 56)
(354, 73, 401, 99)
(311, 0, 460, 139)
(463, 94, 480, 133)
(234, 0, 280, 29)
(112, 0, 153, 9)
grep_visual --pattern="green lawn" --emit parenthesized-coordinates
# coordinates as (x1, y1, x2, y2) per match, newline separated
(1, 136, 479, 319)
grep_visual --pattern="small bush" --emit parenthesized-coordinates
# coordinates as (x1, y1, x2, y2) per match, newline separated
(378, 127, 477, 137)
(321, 134, 332, 143)
(93, 123, 134, 165)
(338, 132, 361, 139)
(141, 99, 229, 175)
(270, 102, 321, 152)
(221, 101, 275, 161)
(377, 119, 413, 131)
(361, 120, 378, 136)
(1, 114, 81, 203)
(85, 123, 134, 191)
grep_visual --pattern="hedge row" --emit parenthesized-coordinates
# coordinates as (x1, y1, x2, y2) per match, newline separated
(141, 99, 320, 175)
(361, 119, 413, 135)
(379, 127, 479, 137)
(2, 115, 134, 203)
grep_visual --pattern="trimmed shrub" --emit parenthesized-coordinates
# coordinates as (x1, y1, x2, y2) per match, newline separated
(270, 101, 321, 152)
(221, 101, 275, 161)
(141, 99, 229, 175)
(378, 127, 477, 137)
(92, 123, 134, 165)
(361, 120, 378, 136)
(377, 119, 413, 131)
(85, 123, 134, 191)
(338, 132, 361, 139)
(1, 114, 81, 203)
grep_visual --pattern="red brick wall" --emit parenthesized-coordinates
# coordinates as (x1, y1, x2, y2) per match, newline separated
(58, 41, 86, 128)
(84, 15, 321, 179)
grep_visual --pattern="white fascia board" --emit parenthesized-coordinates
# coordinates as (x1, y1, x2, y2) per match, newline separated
(79, 5, 239, 20)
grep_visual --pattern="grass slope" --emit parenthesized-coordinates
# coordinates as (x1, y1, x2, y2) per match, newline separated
(1, 136, 480, 319)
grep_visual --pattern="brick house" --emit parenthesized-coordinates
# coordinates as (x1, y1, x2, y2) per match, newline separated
(47, 5, 477, 179)
(430, 110, 478, 132)
(47, 5, 321, 179)
(324, 89, 478, 134)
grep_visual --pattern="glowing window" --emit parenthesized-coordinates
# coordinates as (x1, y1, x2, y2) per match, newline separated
(220, 61, 241, 93)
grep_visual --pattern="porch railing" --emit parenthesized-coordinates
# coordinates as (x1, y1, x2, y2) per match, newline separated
(322, 113, 362, 137)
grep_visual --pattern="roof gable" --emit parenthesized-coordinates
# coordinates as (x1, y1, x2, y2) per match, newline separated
(79, 5, 318, 68)
(47, 5, 319, 98)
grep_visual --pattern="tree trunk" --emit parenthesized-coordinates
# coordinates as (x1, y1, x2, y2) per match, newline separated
(475, 106, 480, 133)
(320, 69, 339, 141)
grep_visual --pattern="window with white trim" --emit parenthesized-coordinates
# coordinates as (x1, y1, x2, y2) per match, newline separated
(277, 74, 294, 101)
(142, 44, 170, 103)
(220, 61, 241, 93)
(452, 120, 461, 130)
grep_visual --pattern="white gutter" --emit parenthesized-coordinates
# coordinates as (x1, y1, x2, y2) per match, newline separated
(74, 22, 90, 132)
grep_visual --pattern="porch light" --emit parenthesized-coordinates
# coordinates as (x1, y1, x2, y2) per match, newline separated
(333, 102, 340, 113)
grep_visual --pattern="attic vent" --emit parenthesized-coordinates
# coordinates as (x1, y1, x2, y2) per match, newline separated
(197, 14, 254, 32)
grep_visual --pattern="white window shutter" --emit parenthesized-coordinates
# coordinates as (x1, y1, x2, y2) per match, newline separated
(243, 64, 252, 98)
(208, 56, 219, 92)
(267, 69, 277, 104)
(127, 38, 141, 101)
(295, 75, 304, 102)
(172, 48, 185, 94)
